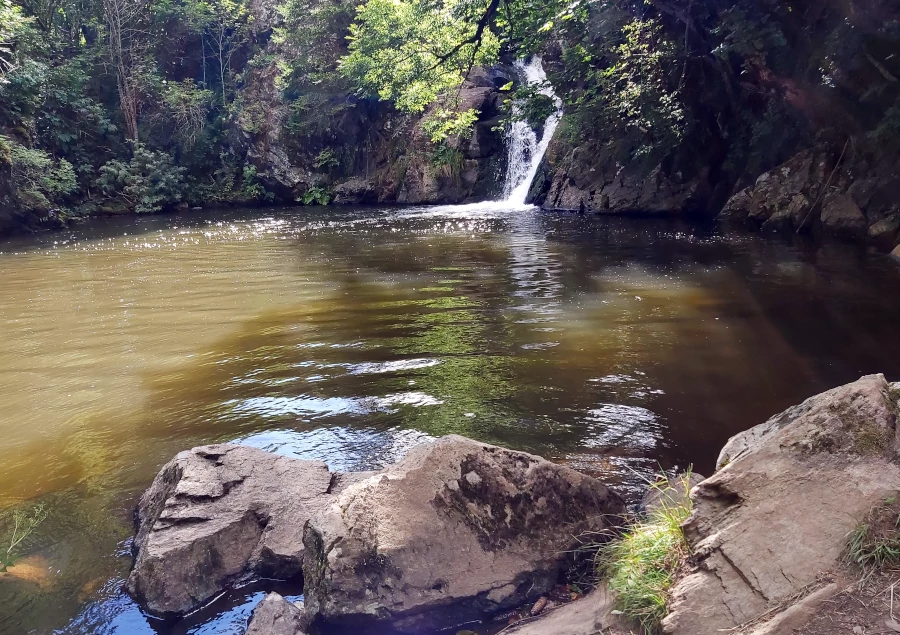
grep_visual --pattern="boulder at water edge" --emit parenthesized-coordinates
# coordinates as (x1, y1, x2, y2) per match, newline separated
(245, 593, 308, 635)
(663, 374, 900, 635)
(127, 435, 625, 631)
(125, 444, 340, 616)
(301, 435, 626, 633)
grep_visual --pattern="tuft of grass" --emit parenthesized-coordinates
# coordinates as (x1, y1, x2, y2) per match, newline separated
(845, 495, 900, 573)
(596, 472, 694, 634)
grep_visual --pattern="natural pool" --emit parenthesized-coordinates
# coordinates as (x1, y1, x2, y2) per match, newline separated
(2, 203, 900, 633)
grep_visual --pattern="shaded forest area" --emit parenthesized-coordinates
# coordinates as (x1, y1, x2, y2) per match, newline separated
(0, 0, 898, 241)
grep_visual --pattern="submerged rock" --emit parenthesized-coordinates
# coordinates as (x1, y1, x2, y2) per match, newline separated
(125, 445, 336, 617)
(301, 435, 625, 633)
(663, 374, 900, 635)
(245, 593, 308, 635)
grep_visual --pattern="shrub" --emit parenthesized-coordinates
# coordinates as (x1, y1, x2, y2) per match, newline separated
(0, 503, 48, 573)
(240, 164, 274, 203)
(846, 496, 900, 573)
(2, 135, 77, 210)
(96, 144, 186, 213)
(298, 184, 331, 205)
(596, 472, 693, 634)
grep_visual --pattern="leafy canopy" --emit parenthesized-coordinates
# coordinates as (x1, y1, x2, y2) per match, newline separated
(339, 0, 501, 112)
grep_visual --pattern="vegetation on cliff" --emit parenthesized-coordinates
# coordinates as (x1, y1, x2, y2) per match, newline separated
(0, 0, 898, 234)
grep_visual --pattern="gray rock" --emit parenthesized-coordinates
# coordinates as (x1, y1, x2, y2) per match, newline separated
(716, 150, 835, 231)
(246, 593, 307, 635)
(333, 178, 377, 205)
(820, 192, 868, 237)
(126, 445, 335, 617)
(760, 193, 811, 231)
(869, 215, 900, 247)
(501, 584, 620, 635)
(537, 142, 710, 214)
(301, 435, 626, 633)
(663, 374, 900, 635)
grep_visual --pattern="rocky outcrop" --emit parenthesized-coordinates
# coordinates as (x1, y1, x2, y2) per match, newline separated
(301, 434, 625, 633)
(245, 593, 308, 635)
(230, 5, 508, 208)
(128, 436, 625, 631)
(531, 136, 712, 214)
(332, 177, 377, 205)
(125, 445, 338, 617)
(717, 144, 900, 250)
(663, 374, 900, 635)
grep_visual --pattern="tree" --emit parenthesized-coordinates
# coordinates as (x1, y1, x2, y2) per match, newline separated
(180, 0, 248, 105)
(206, 0, 247, 105)
(0, 0, 29, 80)
(102, 0, 149, 140)
(338, 0, 502, 113)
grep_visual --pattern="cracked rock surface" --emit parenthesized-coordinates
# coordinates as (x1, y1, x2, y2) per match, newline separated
(126, 444, 338, 616)
(301, 434, 625, 633)
(663, 374, 900, 635)
(126, 435, 625, 631)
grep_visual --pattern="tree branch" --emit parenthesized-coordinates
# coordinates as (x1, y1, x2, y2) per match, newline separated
(426, 0, 500, 71)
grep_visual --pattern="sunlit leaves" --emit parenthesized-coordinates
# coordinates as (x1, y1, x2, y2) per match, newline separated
(339, 0, 500, 112)
(0, 0, 29, 80)
(421, 107, 478, 143)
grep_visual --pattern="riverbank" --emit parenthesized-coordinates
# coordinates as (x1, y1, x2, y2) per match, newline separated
(124, 373, 900, 635)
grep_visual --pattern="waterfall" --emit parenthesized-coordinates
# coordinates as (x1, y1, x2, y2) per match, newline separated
(502, 57, 563, 205)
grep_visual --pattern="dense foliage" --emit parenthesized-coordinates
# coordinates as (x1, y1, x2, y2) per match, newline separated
(0, 0, 897, 227)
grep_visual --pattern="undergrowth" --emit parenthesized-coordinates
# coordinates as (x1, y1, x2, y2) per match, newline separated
(596, 472, 694, 634)
(845, 495, 900, 574)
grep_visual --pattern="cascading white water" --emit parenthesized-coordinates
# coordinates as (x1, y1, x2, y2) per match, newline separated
(502, 57, 563, 205)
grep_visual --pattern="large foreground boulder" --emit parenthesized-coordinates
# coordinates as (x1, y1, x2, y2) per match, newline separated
(127, 436, 625, 631)
(663, 374, 900, 635)
(126, 445, 337, 616)
(301, 435, 626, 633)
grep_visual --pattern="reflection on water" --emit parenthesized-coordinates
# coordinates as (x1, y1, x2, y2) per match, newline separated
(1, 204, 900, 633)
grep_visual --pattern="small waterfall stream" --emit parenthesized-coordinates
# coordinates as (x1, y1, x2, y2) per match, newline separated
(502, 57, 563, 205)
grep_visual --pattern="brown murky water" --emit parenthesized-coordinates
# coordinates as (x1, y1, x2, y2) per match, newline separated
(2, 203, 900, 634)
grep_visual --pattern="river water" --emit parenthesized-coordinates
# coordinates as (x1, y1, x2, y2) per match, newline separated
(2, 203, 900, 634)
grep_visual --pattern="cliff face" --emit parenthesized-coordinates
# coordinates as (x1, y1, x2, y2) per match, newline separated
(226, 3, 509, 207)
(528, 0, 900, 251)
(232, 65, 508, 206)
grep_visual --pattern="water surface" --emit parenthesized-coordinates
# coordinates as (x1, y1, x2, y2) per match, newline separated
(2, 204, 900, 634)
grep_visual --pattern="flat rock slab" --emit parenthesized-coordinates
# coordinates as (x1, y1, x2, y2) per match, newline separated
(663, 374, 900, 635)
(302, 435, 626, 633)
